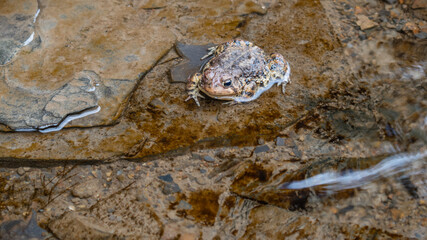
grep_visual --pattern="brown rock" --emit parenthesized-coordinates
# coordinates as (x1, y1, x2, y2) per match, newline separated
(0, 0, 38, 65)
(403, 22, 420, 34)
(412, 0, 427, 9)
(390, 8, 401, 18)
(354, 6, 366, 15)
(390, 208, 404, 220)
(72, 178, 102, 198)
(48, 212, 114, 240)
(0, 0, 175, 130)
(0, 0, 345, 162)
(356, 15, 378, 30)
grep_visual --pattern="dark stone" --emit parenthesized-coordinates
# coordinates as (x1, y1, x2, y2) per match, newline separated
(200, 169, 207, 174)
(170, 42, 216, 83)
(254, 145, 270, 154)
(162, 182, 181, 195)
(382, 0, 397, 4)
(415, 32, 427, 39)
(191, 152, 202, 160)
(275, 137, 285, 146)
(158, 174, 173, 183)
(203, 155, 215, 162)
(0, 211, 47, 239)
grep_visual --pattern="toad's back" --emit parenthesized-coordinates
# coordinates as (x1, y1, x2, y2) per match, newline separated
(207, 44, 268, 80)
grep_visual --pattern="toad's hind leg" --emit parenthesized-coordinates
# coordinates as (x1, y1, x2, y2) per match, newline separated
(185, 73, 204, 107)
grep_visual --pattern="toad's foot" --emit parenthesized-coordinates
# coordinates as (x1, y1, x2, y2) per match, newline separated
(186, 72, 204, 107)
(185, 90, 204, 107)
(201, 46, 218, 60)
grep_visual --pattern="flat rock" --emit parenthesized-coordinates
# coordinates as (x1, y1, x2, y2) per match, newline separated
(48, 212, 114, 240)
(0, 0, 38, 65)
(254, 145, 270, 154)
(412, 0, 427, 9)
(71, 178, 102, 198)
(0, 0, 175, 130)
(0, 0, 346, 161)
(356, 15, 378, 30)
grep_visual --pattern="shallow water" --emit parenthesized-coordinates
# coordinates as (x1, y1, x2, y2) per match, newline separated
(0, 0, 426, 239)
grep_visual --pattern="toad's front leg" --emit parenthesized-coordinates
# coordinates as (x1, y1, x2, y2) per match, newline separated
(185, 73, 204, 107)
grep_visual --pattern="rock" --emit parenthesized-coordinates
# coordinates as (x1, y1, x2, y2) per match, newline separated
(0, 0, 38, 65)
(415, 32, 427, 38)
(158, 174, 174, 183)
(382, 0, 397, 4)
(170, 43, 216, 83)
(354, 6, 366, 15)
(162, 182, 181, 195)
(203, 155, 215, 162)
(254, 145, 270, 154)
(390, 8, 401, 18)
(71, 178, 101, 198)
(148, 98, 165, 111)
(176, 200, 192, 210)
(275, 137, 285, 146)
(136, 191, 148, 202)
(17, 167, 25, 176)
(356, 15, 378, 30)
(390, 208, 404, 220)
(161, 223, 199, 240)
(191, 153, 202, 160)
(0, 0, 175, 131)
(0, 0, 343, 162)
(48, 212, 114, 240)
(0, 211, 47, 240)
(403, 22, 420, 34)
(257, 138, 265, 145)
(412, 0, 427, 9)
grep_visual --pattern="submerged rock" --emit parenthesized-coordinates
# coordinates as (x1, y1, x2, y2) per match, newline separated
(0, 0, 175, 131)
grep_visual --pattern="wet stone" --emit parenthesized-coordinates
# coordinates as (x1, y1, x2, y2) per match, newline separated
(191, 153, 202, 160)
(17, 167, 25, 176)
(0, 211, 47, 240)
(162, 182, 181, 195)
(203, 155, 215, 162)
(412, 0, 427, 9)
(148, 98, 165, 110)
(136, 192, 148, 202)
(176, 200, 192, 210)
(275, 137, 285, 146)
(356, 15, 378, 30)
(0, 0, 38, 65)
(49, 212, 114, 240)
(254, 145, 270, 154)
(158, 174, 174, 183)
(0, 0, 175, 130)
(0, 0, 342, 161)
(170, 43, 216, 83)
(71, 179, 101, 199)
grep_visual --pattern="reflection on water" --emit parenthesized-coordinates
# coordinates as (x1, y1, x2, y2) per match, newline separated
(280, 150, 427, 193)
(15, 106, 101, 133)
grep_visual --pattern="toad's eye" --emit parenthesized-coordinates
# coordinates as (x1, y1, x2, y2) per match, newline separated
(223, 79, 232, 87)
